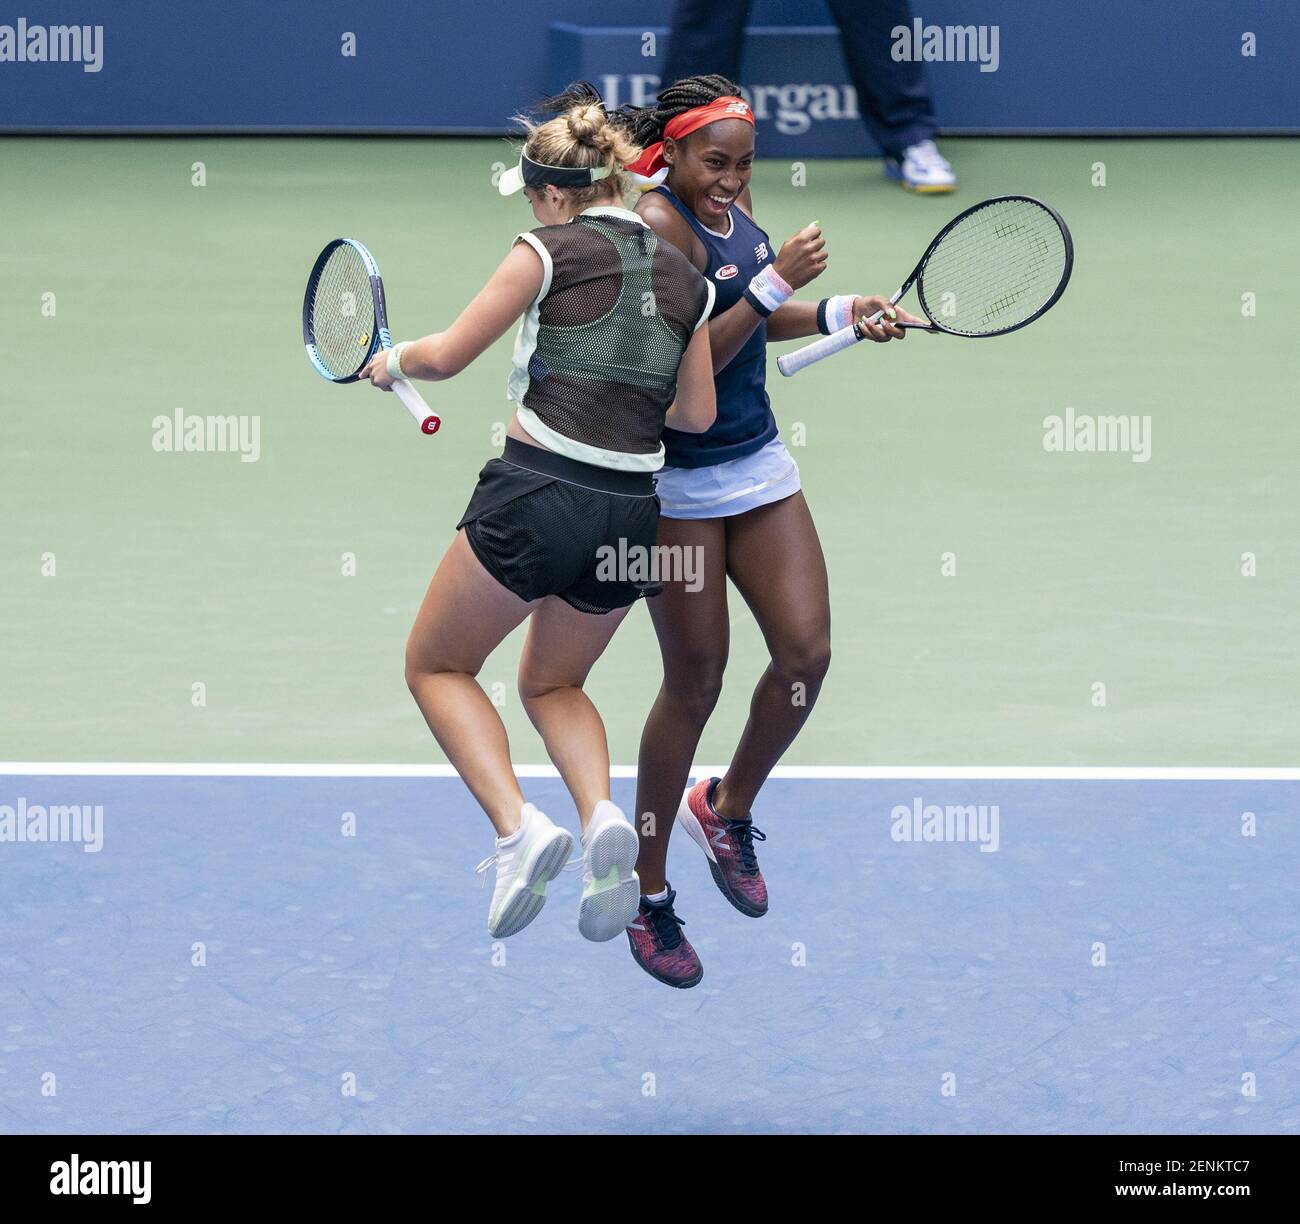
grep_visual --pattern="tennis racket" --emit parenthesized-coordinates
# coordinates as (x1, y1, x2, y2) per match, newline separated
(302, 238, 441, 434)
(777, 195, 1073, 378)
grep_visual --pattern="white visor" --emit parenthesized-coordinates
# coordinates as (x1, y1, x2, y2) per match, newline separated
(498, 152, 613, 196)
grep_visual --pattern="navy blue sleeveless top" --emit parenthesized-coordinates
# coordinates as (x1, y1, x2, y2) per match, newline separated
(651, 186, 778, 469)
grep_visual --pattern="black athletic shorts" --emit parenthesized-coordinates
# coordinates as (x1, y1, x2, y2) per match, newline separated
(457, 436, 662, 615)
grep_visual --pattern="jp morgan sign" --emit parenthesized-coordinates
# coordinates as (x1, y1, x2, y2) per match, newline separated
(598, 72, 861, 140)
(552, 25, 876, 157)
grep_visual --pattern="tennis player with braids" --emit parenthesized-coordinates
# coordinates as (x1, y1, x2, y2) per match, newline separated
(360, 89, 716, 945)
(612, 75, 921, 988)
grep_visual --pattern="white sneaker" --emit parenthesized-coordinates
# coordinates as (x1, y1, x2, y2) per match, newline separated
(576, 800, 641, 942)
(475, 804, 574, 939)
(886, 139, 957, 193)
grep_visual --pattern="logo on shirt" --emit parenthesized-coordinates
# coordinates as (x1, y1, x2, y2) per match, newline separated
(754, 242, 769, 262)
(715, 264, 739, 280)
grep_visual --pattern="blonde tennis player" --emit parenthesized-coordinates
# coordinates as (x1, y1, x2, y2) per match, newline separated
(360, 86, 716, 943)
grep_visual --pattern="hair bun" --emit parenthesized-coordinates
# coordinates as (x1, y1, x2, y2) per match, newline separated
(566, 102, 605, 145)
(511, 86, 641, 195)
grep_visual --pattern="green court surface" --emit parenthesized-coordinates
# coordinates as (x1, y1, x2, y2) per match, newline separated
(1, 137, 1296, 765)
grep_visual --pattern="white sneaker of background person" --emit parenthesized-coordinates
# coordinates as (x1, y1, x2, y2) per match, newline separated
(886, 138, 957, 194)
(575, 800, 640, 942)
(476, 803, 574, 939)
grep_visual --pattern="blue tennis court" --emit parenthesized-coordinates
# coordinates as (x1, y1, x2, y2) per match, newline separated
(2, 772, 1294, 1135)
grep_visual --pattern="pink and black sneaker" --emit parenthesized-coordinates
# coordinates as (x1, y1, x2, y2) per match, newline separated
(676, 777, 768, 917)
(626, 887, 703, 989)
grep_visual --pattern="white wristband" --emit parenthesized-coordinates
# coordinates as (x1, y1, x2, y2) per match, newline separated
(743, 265, 794, 317)
(386, 341, 411, 381)
(821, 295, 857, 335)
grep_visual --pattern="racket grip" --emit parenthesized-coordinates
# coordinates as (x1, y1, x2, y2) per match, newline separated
(777, 322, 863, 377)
(392, 377, 441, 435)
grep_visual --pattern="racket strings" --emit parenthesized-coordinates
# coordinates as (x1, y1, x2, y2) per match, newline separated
(926, 236, 1058, 325)
(924, 204, 1059, 289)
(921, 207, 1061, 330)
(918, 199, 1067, 336)
(309, 247, 377, 378)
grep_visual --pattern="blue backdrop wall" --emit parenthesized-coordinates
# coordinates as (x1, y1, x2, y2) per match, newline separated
(0, 1, 1296, 148)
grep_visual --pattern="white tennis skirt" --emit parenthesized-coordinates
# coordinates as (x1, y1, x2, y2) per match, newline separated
(655, 437, 802, 520)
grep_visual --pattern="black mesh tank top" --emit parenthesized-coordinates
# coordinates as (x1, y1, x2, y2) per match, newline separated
(508, 207, 713, 471)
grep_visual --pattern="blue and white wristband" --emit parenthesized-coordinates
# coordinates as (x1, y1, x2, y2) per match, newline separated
(817, 295, 857, 335)
(743, 265, 794, 317)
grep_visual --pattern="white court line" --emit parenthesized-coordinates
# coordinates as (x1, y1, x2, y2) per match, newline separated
(1, 763, 1298, 781)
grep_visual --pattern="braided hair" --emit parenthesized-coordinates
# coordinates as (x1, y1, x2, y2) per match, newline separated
(610, 74, 744, 146)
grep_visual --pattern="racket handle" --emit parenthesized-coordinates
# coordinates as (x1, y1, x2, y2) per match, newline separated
(391, 369, 441, 435)
(777, 321, 863, 377)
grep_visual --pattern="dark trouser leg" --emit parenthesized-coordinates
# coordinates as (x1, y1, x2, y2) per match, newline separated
(825, 0, 938, 159)
(661, 0, 751, 89)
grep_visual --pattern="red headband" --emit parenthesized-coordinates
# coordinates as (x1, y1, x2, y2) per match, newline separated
(626, 96, 754, 177)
